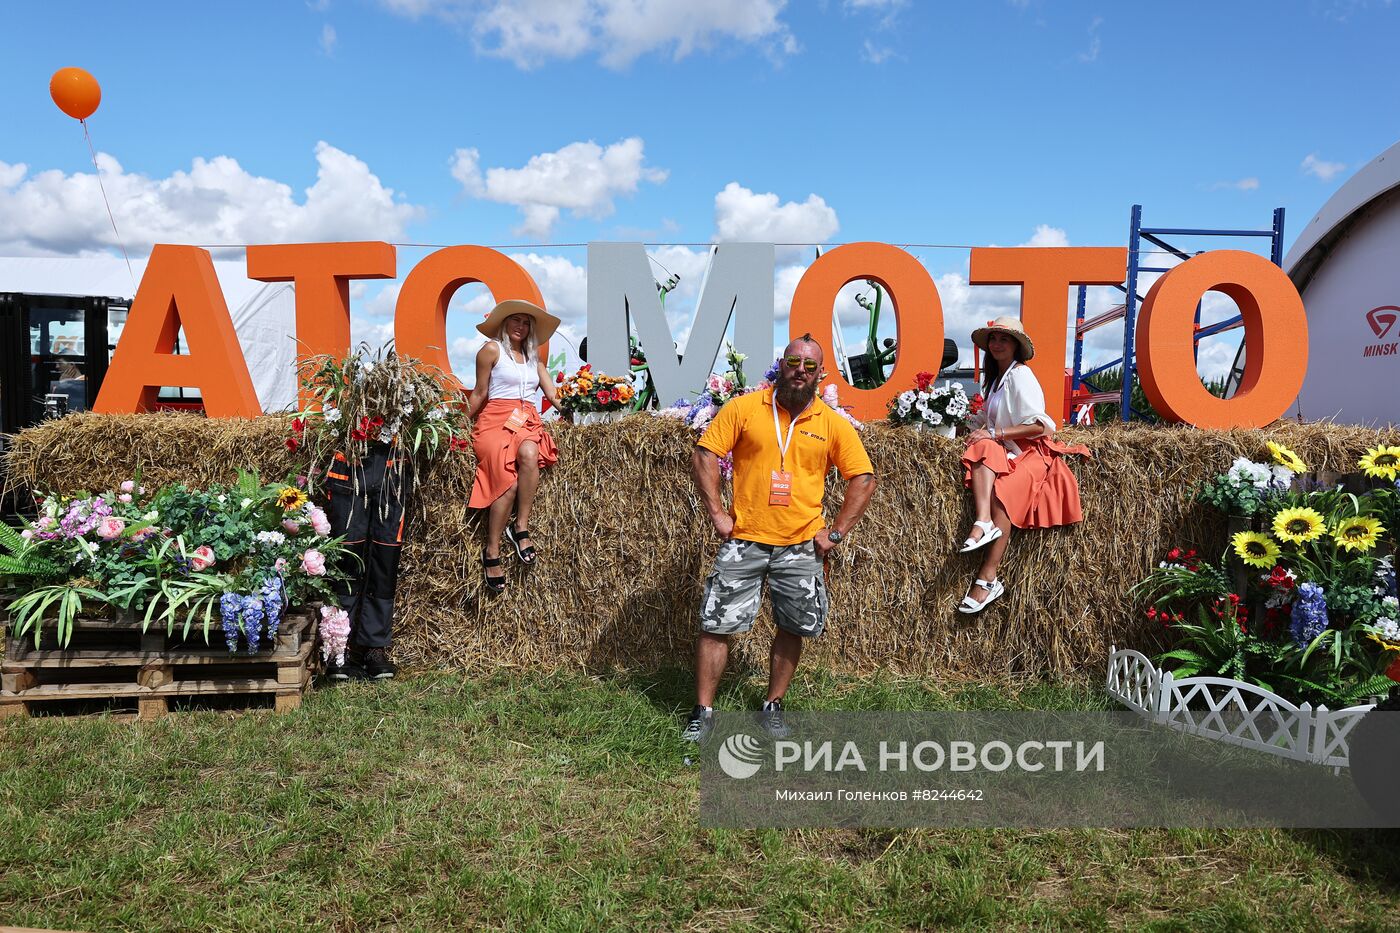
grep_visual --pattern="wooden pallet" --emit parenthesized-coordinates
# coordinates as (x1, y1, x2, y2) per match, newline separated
(1, 610, 318, 720)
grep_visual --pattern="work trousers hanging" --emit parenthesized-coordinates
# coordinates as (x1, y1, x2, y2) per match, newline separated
(324, 446, 409, 649)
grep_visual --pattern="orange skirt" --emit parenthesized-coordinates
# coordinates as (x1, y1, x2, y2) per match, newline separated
(962, 435, 1091, 529)
(467, 399, 559, 509)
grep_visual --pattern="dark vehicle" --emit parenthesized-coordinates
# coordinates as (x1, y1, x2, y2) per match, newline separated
(0, 292, 202, 438)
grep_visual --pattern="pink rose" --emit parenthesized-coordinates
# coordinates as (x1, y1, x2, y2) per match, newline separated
(119, 480, 135, 493)
(190, 545, 216, 572)
(96, 517, 125, 540)
(118, 493, 133, 504)
(35, 516, 53, 530)
(309, 508, 332, 537)
(300, 549, 326, 576)
(20, 529, 32, 540)
(275, 557, 288, 573)
(282, 519, 302, 535)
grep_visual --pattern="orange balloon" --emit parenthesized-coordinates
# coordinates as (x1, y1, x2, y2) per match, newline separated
(50, 67, 101, 121)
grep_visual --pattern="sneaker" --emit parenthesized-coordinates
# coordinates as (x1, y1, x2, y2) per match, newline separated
(341, 652, 370, 681)
(681, 705, 714, 743)
(323, 656, 351, 682)
(363, 647, 397, 680)
(759, 698, 791, 739)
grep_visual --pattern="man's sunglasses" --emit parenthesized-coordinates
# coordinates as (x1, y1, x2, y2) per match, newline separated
(782, 356, 820, 373)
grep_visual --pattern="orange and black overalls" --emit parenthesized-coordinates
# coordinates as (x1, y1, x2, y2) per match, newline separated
(324, 444, 409, 650)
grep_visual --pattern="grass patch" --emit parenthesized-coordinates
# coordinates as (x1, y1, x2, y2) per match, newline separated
(1, 669, 1397, 931)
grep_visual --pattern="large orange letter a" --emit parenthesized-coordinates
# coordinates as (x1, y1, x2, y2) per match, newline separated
(94, 245, 261, 417)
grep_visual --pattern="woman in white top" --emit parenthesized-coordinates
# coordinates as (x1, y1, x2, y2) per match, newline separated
(957, 316, 1091, 614)
(467, 299, 564, 593)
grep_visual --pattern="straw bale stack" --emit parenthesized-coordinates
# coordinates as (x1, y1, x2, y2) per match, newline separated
(8, 412, 1397, 679)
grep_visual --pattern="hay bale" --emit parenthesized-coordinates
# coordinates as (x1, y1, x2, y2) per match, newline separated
(8, 413, 1397, 680)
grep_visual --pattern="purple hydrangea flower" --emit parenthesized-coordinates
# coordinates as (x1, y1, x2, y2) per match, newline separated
(1289, 582, 1329, 649)
(240, 595, 265, 654)
(219, 592, 242, 654)
(259, 577, 285, 647)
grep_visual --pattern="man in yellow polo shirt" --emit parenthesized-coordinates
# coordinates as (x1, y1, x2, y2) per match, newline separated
(683, 334, 877, 742)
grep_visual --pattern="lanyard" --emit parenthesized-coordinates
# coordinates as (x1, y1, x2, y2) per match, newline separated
(771, 394, 809, 471)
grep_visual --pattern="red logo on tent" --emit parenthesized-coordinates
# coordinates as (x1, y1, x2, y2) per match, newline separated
(1367, 306, 1399, 339)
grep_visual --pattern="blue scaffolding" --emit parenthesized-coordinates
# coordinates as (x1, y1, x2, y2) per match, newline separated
(1069, 203, 1286, 422)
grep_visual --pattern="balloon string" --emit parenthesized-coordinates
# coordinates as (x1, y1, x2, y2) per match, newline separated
(82, 118, 136, 294)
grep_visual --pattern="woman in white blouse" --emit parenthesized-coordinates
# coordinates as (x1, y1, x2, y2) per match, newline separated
(957, 316, 1090, 614)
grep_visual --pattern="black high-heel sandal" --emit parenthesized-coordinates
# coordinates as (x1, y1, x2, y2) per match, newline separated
(505, 526, 538, 564)
(482, 556, 507, 594)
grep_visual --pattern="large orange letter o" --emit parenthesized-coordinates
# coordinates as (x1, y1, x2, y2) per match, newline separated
(788, 242, 944, 421)
(1136, 250, 1308, 428)
(395, 246, 545, 392)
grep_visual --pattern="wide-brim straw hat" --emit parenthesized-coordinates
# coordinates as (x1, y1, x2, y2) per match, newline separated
(971, 315, 1035, 360)
(476, 299, 561, 343)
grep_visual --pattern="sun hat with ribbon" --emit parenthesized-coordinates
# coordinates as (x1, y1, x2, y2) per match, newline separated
(971, 315, 1035, 361)
(476, 299, 561, 343)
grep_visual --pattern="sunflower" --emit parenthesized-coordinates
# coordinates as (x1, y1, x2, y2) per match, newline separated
(276, 486, 309, 512)
(1332, 515, 1385, 553)
(1358, 445, 1400, 480)
(1266, 441, 1307, 473)
(1232, 531, 1280, 569)
(1272, 507, 1326, 544)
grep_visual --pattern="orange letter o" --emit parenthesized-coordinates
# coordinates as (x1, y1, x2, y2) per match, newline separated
(395, 246, 545, 392)
(788, 242, 944, 422)
(1136, 250, 1308, 429)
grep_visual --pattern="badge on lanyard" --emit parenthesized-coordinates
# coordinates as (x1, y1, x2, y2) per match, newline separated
(769, 470, 793, 507)
(503, 406, 529, 433)
(770, 394, 809, 509)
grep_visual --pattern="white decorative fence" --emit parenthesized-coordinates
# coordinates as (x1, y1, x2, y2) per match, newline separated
(1105, 646, 1377, 768)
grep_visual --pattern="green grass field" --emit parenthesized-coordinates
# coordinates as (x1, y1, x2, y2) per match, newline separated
(2, 669, 1398, 931)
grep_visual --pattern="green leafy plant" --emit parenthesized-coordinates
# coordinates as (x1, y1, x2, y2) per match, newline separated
(8, 580, 107, 648)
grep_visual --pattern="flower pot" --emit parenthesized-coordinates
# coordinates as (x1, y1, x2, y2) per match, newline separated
(911, 421, 956, 438)
(574, 411, 626, 426)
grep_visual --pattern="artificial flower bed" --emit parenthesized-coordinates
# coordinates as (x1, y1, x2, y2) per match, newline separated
(556, 363, 636, 414)
(886, 370, 981, 432)
(0, 471, 349, 654)
(1135, 442, 1400, 705)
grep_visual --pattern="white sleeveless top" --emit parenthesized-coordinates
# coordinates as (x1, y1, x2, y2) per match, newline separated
(487, 343, 540, 401)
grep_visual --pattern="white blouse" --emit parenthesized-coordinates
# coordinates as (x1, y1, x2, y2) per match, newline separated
(979, 361, 1056, 458)
(486, 343, 540, 401)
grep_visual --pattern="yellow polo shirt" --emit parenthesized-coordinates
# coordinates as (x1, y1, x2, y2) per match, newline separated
(698, 388, 874, 546)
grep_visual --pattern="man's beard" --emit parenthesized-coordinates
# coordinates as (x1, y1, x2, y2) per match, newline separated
(775, 373, 818, 411)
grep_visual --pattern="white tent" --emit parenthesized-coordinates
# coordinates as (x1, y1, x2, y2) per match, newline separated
(0, 256, 298, 412)
(1279, 140, 1400, 426)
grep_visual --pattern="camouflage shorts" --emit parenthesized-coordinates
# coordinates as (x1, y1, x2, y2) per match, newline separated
(699, 538, 829, 638)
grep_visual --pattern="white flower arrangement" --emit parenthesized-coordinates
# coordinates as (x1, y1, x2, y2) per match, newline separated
(887, 374, 973, 430)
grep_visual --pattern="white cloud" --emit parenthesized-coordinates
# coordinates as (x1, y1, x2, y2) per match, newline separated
(861, 40, 894, 63)
(1208, 177, 1260, 191)
(360, 281, 402, 318)
(1301, 153, 1347, 181)
(1077, 16, 1103, 63)
(0, 143, 422, 258)
(1020, 224, 1069, 248)
(379, 0, 796, 70)
(320, 23, 338, 55)
(451, 137, 667, 238)
(713, 182, 839, 249)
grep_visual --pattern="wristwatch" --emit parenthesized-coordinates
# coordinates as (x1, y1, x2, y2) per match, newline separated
(826, 529, 844, 545)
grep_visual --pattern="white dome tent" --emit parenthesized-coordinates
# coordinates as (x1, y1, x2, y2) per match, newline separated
(1265, 140, 1400, 426)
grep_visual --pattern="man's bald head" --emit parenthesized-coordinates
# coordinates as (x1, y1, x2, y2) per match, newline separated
(783, 333, 824, 366)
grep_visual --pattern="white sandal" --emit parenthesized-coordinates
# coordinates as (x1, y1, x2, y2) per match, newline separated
(957, 578, 1004, 614)
(959, 519, 1002, 553)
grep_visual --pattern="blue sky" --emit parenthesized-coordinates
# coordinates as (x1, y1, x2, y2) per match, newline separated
(2, 0, 1395, 384)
